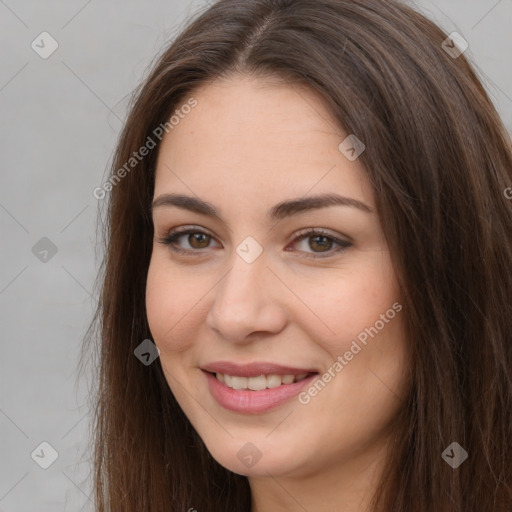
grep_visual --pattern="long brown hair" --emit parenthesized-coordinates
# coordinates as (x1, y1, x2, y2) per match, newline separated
(81, 0, 512, 510)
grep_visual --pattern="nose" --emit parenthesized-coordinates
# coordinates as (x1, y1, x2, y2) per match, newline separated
(205, 247, 288, 344)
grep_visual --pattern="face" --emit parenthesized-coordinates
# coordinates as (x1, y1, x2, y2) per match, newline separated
(146, 74, 409, 479)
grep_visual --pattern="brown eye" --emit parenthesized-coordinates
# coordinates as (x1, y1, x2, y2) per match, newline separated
(157, 227, 219, 255)
(188, 232, 210, 249)
(158, 226, 351, 259)
(307, 235, 334, 253)
(289, 228, 352, 259)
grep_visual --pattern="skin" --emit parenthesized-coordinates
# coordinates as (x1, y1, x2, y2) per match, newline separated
(146, 74, 410, 512)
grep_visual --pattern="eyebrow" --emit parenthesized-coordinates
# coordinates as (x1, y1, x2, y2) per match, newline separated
(151, 192, 373, 221)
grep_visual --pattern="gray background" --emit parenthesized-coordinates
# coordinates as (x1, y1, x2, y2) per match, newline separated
(0, 1, 510, 510)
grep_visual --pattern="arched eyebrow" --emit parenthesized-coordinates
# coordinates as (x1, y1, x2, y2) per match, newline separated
(150, 192, 373, 221)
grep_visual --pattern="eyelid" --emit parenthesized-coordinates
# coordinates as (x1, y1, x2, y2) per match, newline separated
(164, 224, 215, 238)
(293, 226, 353, 244)
(285, 227, 352, 259)
(157, 225, 352, 258)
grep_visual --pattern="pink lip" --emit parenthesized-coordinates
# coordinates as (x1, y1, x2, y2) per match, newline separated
(203, 370, 318, 414)
(201, 361, 318, 377)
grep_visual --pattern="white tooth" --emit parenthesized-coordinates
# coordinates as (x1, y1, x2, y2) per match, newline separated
(248, 375, 267, 391)
(231, 376, 248, 390)
(281, 374, 295, 385)
(220, 373, 307, 390)
(266, 374, 283, 388)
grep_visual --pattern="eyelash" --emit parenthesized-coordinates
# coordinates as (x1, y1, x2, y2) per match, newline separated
(157, 226, 352, 259)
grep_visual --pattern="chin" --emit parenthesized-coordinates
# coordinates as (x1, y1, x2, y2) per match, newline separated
(200, 433, 307, 478)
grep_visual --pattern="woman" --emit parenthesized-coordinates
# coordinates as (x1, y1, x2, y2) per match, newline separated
(83, 0, 512, 510)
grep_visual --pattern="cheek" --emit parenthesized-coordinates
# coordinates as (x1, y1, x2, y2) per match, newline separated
(145, 257, 201, 354)
(291, 255, 400, 358)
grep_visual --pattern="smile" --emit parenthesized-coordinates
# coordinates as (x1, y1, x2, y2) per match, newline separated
(215, 372, 311, 390)
(201, 364, 319, 414)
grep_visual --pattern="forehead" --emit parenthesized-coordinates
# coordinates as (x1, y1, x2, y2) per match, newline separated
(153, 75, 374, 214)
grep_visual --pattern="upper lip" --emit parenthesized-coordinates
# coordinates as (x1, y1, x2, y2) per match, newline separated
(201, 361, 318, 378)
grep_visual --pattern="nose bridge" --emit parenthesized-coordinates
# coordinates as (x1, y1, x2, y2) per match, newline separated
(206, 241, 287, 342)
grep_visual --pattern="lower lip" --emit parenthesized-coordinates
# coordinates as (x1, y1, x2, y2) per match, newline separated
(203, 371, 317, 414)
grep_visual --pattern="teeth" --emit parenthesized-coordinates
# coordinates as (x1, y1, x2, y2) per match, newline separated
(215, 372, 310, 390)
(267, 374, 282, 389)
(231, 376, 248, 390)
(248, 375, 267, 391)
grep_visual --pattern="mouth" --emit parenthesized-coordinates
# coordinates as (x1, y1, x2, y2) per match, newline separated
(208, 371, 314, 390)
(201, 365, 319, 414)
